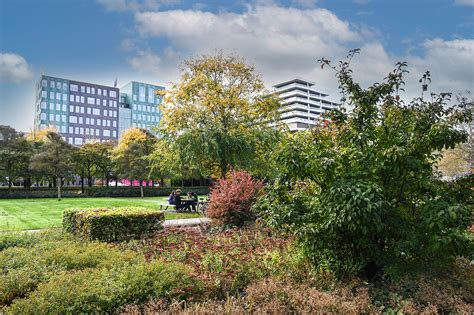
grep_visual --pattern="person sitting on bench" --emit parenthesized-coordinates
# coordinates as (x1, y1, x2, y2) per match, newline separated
(174, 189, 185, 212)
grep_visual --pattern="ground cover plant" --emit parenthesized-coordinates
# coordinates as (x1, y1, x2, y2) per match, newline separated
(0, 196, 201, 231)
(0, 230, 200, 314)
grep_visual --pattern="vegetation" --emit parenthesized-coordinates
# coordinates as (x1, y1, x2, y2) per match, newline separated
(255, 50, 473, 278)
(0, 197, 202, 231)
(63, 207, 165, 242)
(159, 52, 282, 179)
(207, 170, 264, 226)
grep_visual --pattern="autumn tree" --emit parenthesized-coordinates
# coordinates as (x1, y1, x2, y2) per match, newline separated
(112, 128, 157, 197)
(92, 141, 116, 187)
(159, 53, 282, 179)
(30, 131, 75, 200)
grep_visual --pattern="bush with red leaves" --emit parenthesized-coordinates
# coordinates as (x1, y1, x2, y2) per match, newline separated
(207, 171, 264, 226)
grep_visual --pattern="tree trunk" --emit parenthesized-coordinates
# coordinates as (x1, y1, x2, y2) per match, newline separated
(115, 179, 118, 187)
(81, 170, 85, 194)
(106, 175, 109, 187)
(57, 177, 62, 201)
(88, 176, 92, 188)
(140, 182, 144, 198)
(8, 178, 12, 192)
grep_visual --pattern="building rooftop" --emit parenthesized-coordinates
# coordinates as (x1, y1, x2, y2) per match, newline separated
(273, 78, 316, 89)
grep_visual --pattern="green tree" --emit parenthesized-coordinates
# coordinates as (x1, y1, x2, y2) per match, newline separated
(0, 126, 32, 190)
(30, 131, 75, 200)
(112, 128, 157, 197)
(256, 50, 473, 278)
(160, 52, 282, 179)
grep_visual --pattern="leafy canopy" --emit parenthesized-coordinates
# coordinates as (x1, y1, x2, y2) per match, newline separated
(160, 52, 282, 179)
(255, 50, 473, 278)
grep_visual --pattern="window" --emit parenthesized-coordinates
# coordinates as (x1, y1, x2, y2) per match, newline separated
(138, 105, 142, 111)
(50, 92, 54, 99)
(80, 107, 84, 114)
(93, 108, 100, 115)
(139, 86, 145, 102)
(69, 116, 77, 123)
(103, 130, 110, 137)
(80, 96, 85, 103)
(49, 114, 54, 121)
(75, 106, 80, 112)
(87, 97, 95, 104)
(133, 94, 137, 101)
(95, 129, 99, 136)
(81, 86, 85, 93)
(40, 113, 46, 120)
(50, 81, 55, 88)
(69, 127, 73, 134)
(113, 111, 117, 117)
(70, 84, 78, 92)
(108, 100, 112, 107)
(62, 115, 66, 122)
(61, 126, 66, 133)
(79, 127, 84, 134)
(75, 95, 80, 102)
(70, 95, 74, 102)
(86, 117, 90, 125)
(97, 119, 101, 126)
(103, 99, 106, 106)
(63, 83, 67, 90)
(103, 109, 107, 115)
(91, 87, 95, 94)
(148, 87, 154, 103)
(110, 90, 117, 98)
(55, 114, 60, 122)
(112, 130, 117, 137)
(138, 114, 141, 120)
(62, 104, 67, 112)
(79, 117, 83, 124)
(132, 113, 136, 120)
(133, 104, 137, 110)
(41, 91, 47, 98)
(56, 82, 61, 89)
(70, 105, 74, 112)
(42, 80, 47, 87)
(96, 98, 100, 105)
(85, 128, 89, 135)
(62, 94, 67, 101)
(98, 88, 102, 95)
(86, 87, 90, 94)
(91, 118, 95, 125)
(41, 102, 46, 109)
(113, 101, 117, 107)
(74, 138, 83, 145)
(107, 120, 111, 127)
(113, 121, 117, 127)
(103, 90, 108, 97)
(75, 127, 79, 134)
(68, 138, 73, 144)
(49, 103, 54, 110)
(87, 108, 91, 115)
(56, 103, 60, 110)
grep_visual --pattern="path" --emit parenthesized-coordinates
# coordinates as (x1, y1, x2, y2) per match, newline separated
(163, 217, 211, 228)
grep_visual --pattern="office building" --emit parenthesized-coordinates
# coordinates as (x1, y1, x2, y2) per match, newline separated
(34, 76, 164, 144)
(118, 81, 164, 137)
(273, 78, 340, 131)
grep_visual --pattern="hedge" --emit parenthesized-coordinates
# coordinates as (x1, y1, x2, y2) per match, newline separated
(0, 186, 209, 199)
(63, 207, 164, 242)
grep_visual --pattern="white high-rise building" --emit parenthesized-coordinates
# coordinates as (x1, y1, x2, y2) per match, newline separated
(273, 78, 340, 131)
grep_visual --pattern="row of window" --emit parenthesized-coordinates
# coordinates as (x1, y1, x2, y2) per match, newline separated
(42, 80, 68, 91)
(40, 102, 67, 112)
(68, 116, 117, 127)
(132, 104, 157, 113)
(69, 84, 117, 98)
(41, 91, 68, 101)
(131, 123, 153, 130)
(69, 105, 117, 117)
(67, 127, 117, 138)
(132, 114, 158, 122)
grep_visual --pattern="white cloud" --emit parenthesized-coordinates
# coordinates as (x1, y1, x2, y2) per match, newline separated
(455, 0, 474, 6)
(127, 3, 473, 103)
(0, 53, 34, 83)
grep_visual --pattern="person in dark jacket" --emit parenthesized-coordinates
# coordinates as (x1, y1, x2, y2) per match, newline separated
(168, 190, 176, 205)
(174, 189, 184, 211)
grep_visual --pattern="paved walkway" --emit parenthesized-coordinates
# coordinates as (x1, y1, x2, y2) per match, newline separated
(163, 217, 211, 228)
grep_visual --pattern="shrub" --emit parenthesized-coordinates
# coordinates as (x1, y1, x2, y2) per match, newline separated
(0, 229, 72, 251)
(63, 207, 164, 242)
(207, 171, 263, 226)
(6, 261, 200, 314)
(0, 240, 141, 305)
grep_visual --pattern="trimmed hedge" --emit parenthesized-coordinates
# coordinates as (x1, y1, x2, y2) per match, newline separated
(63, 207, 164, 242)
(0, 186, 209, 199)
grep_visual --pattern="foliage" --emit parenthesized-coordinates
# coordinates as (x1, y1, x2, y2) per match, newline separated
(159, 52, 282, 179)
(255, 50, 473, 278)
(63, 207, 164, 242)
(0, 126, 32, 188)
(437, 146, 470, 177)
(29, 131, 75, 199)
(207, 170, 264, 226)
(112, 128, 157, 196)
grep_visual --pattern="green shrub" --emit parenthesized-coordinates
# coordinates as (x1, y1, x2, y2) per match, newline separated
(63, 207, 164, 242)
(6, 261, 199, 315)
(0, 230, 72, 251)
(0, 186, 209, 199)
(0, 240, 141, 305)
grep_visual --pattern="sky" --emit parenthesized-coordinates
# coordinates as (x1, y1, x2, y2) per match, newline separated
(0, 0, 473, 132)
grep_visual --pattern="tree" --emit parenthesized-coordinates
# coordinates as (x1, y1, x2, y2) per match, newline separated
(112, 128, 157, 197)
(87, 141, 115, 187)
(437, 147, 469, 177)
(255, 50, 473, 279)
(0, 126, 32, 190)
(30, 132, 75, 200)
(160, 52, 282, 179)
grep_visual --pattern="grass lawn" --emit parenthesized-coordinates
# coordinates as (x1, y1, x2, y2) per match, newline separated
(0, 196, 202, 231)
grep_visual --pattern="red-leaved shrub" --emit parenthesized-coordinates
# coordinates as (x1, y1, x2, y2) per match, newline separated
(207, 171, 264, 226)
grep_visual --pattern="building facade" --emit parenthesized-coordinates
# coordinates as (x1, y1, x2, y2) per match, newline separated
(273, 78, 340, 131)
(118, 81, 164, 137)
(35, 76, 164, 144)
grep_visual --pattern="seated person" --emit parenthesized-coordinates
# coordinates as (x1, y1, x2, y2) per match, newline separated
(174, 189, 185, 211)
(168, 190, 176, 205)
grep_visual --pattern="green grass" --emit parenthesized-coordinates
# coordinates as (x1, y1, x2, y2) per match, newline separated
(0, 197, 202, 231)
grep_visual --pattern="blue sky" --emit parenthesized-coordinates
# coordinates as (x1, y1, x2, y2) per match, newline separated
(1, 0, 473, 131)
